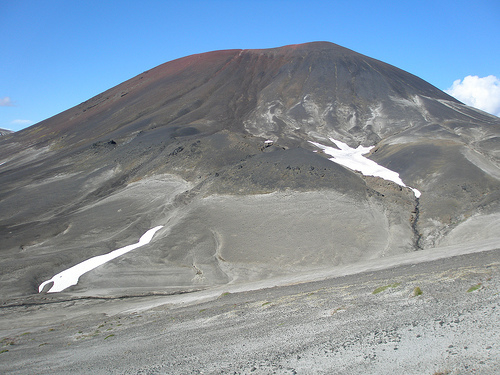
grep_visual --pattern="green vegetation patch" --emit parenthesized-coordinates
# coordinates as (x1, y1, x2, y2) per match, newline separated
(372, 282, 401, 294)
(1, 338, 14, 347)
(466, 283, 482, 293)
(413, 287, 423, 296)
(330, 307, 345, 315)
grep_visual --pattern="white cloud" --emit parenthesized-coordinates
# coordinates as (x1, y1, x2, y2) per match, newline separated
(445, 75, 500, 117)
(0, 97, 15, 106)
(11, 119, 33, 126)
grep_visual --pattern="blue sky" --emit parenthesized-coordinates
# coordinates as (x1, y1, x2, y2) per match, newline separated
(1, 0, 499, 131)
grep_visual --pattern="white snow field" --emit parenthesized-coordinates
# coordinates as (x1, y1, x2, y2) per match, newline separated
(38, 226, 163, 293)
(310, 138, 421, 197)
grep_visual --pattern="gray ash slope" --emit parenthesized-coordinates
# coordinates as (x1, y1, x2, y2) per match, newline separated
(1, 42, 499, 299)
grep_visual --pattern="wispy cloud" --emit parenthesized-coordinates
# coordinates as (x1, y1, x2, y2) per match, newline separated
(445, 75, 500, 117)
(11, 119, 33, 126)
(0, 97, 15, 107)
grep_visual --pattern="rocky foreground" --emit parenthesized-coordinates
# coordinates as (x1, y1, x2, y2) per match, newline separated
(1, 245, 498, 374)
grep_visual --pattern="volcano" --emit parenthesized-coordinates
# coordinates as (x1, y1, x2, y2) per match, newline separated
(1, 42, 499, 299)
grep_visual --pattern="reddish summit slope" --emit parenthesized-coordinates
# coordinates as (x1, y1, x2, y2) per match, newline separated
(5, 42, 460, 149)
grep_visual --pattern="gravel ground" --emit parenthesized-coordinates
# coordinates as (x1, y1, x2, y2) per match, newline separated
(1, 248, 498, 374)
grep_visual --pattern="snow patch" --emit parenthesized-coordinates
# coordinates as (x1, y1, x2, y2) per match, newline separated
(38, 226, 163, 293)
(310, 138, 421, 198)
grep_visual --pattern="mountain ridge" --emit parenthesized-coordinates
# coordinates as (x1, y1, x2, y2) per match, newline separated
(0, 128, 13, 136)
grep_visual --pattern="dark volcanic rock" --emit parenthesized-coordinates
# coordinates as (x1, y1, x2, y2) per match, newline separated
(0, 42, 499, 299)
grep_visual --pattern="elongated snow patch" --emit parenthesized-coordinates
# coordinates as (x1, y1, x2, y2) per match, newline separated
(38, 226, 164, 293)
(310, 138, 421, 198)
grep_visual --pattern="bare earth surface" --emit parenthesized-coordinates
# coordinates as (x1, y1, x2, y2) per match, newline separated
(1, 245, 498, 374)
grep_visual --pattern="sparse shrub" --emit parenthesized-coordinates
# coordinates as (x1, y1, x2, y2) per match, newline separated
(330, 307, 345, 315)
(1, 338, 14, 347)
(413, 287, 423, 296)
(467, 283, 482, 292)
(372, 282, 400, 294)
